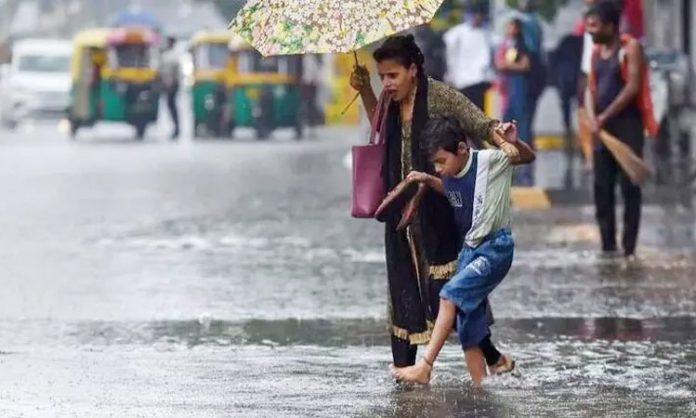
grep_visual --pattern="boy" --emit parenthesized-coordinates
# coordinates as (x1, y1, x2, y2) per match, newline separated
(391, 117, 535, 385)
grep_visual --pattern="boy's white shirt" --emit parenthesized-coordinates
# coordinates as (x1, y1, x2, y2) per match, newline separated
(454, 149, 513, 248)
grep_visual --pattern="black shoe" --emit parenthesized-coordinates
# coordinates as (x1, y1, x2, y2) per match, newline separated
(170, 131, 179, 140)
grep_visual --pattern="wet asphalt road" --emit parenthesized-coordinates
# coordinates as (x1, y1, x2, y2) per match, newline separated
(0, 122, 694, 417)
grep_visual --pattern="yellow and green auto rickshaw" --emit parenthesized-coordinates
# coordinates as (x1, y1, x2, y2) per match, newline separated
(67, 27, 160, 140)
(228, 38, 303, 140)
(189, 31, 235, 137)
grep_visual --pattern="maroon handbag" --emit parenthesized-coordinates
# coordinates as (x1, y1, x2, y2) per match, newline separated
(351, 92, 391, 218)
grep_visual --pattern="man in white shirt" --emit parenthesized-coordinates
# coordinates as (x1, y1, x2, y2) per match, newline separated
(160, 37, 180, 139)
(443, 6, 493, 110)
(301, 54, 324, 137)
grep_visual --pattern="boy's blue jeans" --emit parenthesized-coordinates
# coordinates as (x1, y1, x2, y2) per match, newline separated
(440, 229, 514, 349)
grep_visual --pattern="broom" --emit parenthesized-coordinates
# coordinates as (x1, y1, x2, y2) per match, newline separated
(578, 115, 652, 186)
(597, 129, 652, 186)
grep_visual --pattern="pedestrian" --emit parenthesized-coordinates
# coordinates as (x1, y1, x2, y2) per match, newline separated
(442, 4, 493, 110)
(620, 0, 644, 39)
(301, 54, 324, 138)
(584, 1, 654, 259)
(413, 25, 447, 81)
(496, 18, 533, 185)
(349, 35, 518, 376)
(391, 116, 535, 385)
(160, 36, 180, 139)
(551, 34, 583, 140)
(518, 0, 546, 149)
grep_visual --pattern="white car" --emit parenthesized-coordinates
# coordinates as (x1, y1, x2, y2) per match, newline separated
(0, 39, 72, 129)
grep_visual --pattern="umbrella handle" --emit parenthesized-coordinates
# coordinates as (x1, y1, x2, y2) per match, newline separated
(342, 51, 361, 115)
(341, 92, 360, 115)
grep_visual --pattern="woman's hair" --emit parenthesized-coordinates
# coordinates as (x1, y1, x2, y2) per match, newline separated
(420, 116, 467, 157)
(373, 34, 425, 73)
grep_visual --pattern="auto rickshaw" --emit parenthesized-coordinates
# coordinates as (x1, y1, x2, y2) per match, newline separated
(189, 31, 235, 138)
(228, 38, 303, 140)
(67, 27, 160, 140)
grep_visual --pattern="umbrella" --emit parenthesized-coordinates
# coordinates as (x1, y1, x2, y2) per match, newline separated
(228, 0, 445, 57)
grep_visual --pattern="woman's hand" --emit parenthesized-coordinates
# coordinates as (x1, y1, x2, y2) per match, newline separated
(350, 65, 370, 93)
(495, 121, 519, 143)
(406, 171, 430, 184)
(495, 121, 521, 159)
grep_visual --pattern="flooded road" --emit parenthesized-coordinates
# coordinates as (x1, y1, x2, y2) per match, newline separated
(0, 125, 694, 417)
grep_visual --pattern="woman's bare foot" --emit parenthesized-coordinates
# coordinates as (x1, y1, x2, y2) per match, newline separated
(390, 359, 432, 384)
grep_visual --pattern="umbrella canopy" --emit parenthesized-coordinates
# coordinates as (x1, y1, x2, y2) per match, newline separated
(229, 0, 445, 56)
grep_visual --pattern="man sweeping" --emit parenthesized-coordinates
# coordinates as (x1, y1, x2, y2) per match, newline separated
(584, 1, 657, 260)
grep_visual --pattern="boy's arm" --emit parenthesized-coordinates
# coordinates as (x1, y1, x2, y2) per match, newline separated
(495, 121, 536, 165)
(507, 138, 536, 165)
(406, 172, 446, 195)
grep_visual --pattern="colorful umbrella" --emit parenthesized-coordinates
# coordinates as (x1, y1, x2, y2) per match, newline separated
(229, 0, 445, 56)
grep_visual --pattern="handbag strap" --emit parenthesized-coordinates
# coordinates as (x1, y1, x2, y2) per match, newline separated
(368, 91, 391, 146)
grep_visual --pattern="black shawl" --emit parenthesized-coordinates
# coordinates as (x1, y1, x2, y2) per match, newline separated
(382, 74, 462, 340)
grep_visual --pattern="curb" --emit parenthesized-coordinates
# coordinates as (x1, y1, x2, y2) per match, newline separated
(513, 186, 694, 208)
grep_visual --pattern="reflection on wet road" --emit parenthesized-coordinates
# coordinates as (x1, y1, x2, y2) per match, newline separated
(0, 126, 694, 417)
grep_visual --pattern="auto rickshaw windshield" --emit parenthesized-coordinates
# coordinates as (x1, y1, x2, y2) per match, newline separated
(237, 51, 300, 75)
(193, 43, 229, 70)
(109, 44, 155, 68)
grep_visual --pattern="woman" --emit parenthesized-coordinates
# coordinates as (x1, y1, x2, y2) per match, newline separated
(350, 35, 516, 374)
(496, 18, 533, 185)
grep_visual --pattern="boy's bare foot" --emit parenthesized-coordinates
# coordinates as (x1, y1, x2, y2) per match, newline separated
(390, 359, 432, 384)
(490, 354, 516, 375)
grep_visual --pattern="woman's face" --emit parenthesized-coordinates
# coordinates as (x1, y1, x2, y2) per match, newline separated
(505, 21, 520, 38)
(376, 58, 417, 102)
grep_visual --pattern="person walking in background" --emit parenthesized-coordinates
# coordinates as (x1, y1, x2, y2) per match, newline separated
(413, 25, 447, 81)
(160, 36, 180, 139)
(620, 0, 644, 39)
(552, 34, 583, 140)
(443, 3, 493, 111)
(301, 54, 324, 138)
(518, 0, 546, 149)
(496, 18, 533, 185)
(584, 1, 652, 259)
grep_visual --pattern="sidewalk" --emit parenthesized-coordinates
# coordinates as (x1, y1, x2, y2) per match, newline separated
(526, 148, 695, 207)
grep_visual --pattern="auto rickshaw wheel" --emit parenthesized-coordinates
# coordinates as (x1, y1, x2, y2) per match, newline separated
(135, 123, 147, 141)
(255, 126, 271, 141)
(294, 123, 304, 141)
(226, 122, 235, 139)
(69, 120, 79, 139)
